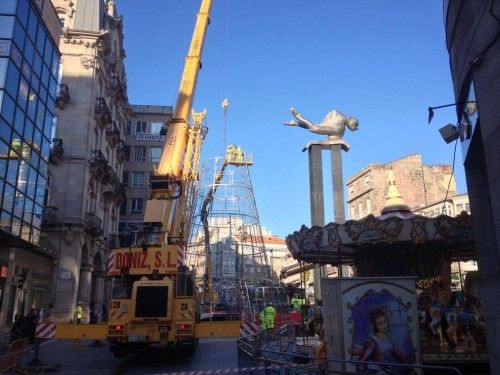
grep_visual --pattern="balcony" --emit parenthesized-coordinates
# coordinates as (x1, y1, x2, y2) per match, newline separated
(89, 149, 108, 178)
(110, 75, 122, 92)
(94, 97, 112, 129)
(49, 138, 64, 164)
(102, 165, 118, 185)
(42, 206, 59, 226)
(82, 212, 103, 237)
(105, 122, 121, 148)
(105, 234, 119, 249)
(55, 83, 70, 109)
(115, 140, 127, 162)
(113, 182, 127, 205)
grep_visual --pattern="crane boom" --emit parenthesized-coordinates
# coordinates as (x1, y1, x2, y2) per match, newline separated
(147, 0, 212, 240)
(157, 0, 212, 179)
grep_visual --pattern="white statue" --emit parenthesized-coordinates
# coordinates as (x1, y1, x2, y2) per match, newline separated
(284, 107, 359, 151)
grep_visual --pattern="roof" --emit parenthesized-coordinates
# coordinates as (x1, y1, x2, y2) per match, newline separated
(286, 212, 475, 278)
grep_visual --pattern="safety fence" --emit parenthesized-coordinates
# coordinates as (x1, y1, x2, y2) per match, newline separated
(236, 324, 464, 375)
(0, 337, 29, 373)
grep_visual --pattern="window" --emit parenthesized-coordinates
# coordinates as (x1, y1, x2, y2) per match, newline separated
(149, 147, 161, 163)
(125, 120, 132, 135)
(150, 122, 163, 135)
(0, 16, 15, 39)
(119, 200, 127, 215)
(465, 203, 470, 214)
(135, 121, 147, 134)
(131, 198, 143, 214)
(121, 171, 129, 186)
(124, 145, 130, 160)
(131, 172, 145, 188)
(456, 203, 464, 213)
(133, 146, 146, 162)
(0, 58, 8, 88)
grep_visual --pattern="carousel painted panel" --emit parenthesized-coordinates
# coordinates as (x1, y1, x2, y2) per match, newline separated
(323, 277, 421, 374)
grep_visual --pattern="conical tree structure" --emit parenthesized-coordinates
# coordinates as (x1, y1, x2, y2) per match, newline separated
(186, 147, 270, 317)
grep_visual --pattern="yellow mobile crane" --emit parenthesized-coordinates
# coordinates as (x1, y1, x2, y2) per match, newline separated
(55, 0, 239, 358)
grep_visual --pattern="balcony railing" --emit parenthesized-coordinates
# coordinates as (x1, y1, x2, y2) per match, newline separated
(49, 138, 64, 164)
(113, 182, 127, 205)
(55, 83, 70, 109)
(83, 212, 103, 237)
(102, 165, 118, 185)
(105, 122, 121, 148)
(116, 140, 127, 162)
(105, 234, 119, 249)
(110, 75, 122, 92)
(95, 97, 112, 128)
(89, 149, 108, 178)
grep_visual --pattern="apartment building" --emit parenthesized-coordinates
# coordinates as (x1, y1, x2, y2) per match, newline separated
(41, 0, 129, 321)
(119, 105, 172, 244)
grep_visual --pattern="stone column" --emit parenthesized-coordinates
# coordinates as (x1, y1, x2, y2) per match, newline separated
(309, 145, 327, 300)
(92, 270, 105, 312)
(79, 263, 94, 310)
(330, 144, 345, 224)
(330, 145, 350, 277)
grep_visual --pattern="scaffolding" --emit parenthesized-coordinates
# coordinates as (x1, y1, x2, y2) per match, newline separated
(186, 147, 271, 317)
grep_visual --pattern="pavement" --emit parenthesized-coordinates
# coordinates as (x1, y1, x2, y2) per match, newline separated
(3, 337, 240, 374)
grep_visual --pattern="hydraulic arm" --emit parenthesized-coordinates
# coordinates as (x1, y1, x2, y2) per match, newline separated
(147, 0, 213, 243)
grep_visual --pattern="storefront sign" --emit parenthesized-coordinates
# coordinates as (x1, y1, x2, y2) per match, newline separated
(136, 135, 164, 141)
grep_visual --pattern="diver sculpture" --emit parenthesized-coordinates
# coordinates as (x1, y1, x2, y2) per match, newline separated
(284, 107, 359, 151)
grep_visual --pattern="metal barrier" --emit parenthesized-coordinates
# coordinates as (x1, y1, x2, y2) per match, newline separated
(324, 358, 462, 375)
(0, 337, 29, 374)
(237, 327, 463, 375)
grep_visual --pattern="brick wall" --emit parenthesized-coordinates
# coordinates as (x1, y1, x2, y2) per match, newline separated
(347, 154, 457, 219)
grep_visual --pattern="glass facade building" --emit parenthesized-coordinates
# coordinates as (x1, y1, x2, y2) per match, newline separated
(0, 0, 60, 246)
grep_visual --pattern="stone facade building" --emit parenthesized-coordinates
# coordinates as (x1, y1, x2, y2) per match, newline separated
(346, 154, 456, 220)
(413, 192, 470, 218)
(40, 0, 129, 321)
(118, 104, 172, 246)
(0, 0, 61, 328)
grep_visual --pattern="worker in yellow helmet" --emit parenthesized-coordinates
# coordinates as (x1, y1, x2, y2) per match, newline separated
(260, 302, 276, 338)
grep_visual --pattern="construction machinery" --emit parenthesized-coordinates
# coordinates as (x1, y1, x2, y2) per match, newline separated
(99, 0, 238, 358)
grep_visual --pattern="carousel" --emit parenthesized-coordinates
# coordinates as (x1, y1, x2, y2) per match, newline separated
(286, 171, 487, 365)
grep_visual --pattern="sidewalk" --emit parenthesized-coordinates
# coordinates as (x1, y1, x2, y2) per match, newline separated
(15, 338, 117, 374)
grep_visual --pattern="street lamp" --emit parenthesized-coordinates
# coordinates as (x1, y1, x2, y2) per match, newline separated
(429, 101, 476, 143)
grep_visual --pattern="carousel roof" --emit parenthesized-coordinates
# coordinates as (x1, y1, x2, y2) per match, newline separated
(285, 211, 475, 266)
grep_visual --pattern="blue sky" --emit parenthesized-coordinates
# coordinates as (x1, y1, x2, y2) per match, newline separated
(119, 0, 464, 238)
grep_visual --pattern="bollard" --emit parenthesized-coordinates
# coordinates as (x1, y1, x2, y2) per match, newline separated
(27, 337, 42, 367)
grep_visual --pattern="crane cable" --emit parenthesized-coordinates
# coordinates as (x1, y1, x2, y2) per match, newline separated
(217, 0, 230, 155)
